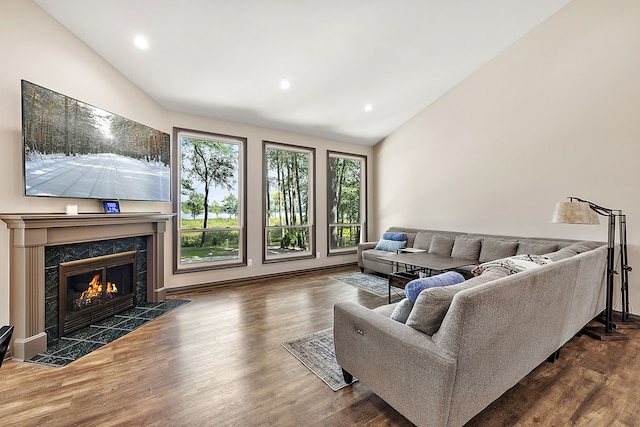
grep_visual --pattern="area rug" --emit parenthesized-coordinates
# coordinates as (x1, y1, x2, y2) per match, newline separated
(282, 327, 356, 391)
(27, 299, 190, 367)
(331, 272, 404, 298)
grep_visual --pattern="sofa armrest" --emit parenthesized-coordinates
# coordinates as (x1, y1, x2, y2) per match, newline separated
(333, 301, 456, 427)
(356, 241, 378, 268)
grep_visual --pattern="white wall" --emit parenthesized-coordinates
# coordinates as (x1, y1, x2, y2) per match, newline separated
(0, 0, 371, 326)
(374, 0, 640, 315)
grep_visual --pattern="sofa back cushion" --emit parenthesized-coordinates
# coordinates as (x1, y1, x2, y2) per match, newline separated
(451, 237, 482, 260)
(478, 239, 519, 262)
(516, 241, 558, 255)
(428, 235, 455, 256)
(413, 231, 434, 250)
(406, 269, 509, 335)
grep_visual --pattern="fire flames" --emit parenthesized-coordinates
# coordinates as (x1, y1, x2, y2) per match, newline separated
(75, 274, 118, 308)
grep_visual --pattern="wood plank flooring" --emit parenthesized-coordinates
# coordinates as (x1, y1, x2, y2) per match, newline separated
(1, 266, 639, 426)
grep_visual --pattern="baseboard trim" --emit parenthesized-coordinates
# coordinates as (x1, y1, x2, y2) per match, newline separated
(166, 262, 357, 295)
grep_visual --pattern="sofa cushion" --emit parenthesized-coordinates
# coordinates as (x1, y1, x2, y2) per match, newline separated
(406, 269, 509, 335)
(374, 237, 407, 252)
(390, 298, 414, 323)
(362, 248, 396, 261)
(413, 232, 434, 250)
(545, 241, 603, 261)
(405, 271, 466, 303)
(472, 254, 554, 276)
(516, 241, 558, 255)
(451, 237, 482, 260)
(382, 232, 408, 241)
(478, 239, 519, 262)
(428, 235, 455, 256)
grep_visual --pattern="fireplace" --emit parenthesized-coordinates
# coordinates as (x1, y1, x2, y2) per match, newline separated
(0, 212, 173, 360)
(59, 251, 137, 337)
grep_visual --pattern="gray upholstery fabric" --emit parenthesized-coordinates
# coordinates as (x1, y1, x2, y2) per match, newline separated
(357, 226, 602, 282)
(516, 241, 558, 255)
(478, 239, 519, 262)
(429, 235, 455, 256)
(413, 231, 434, 250)
(334, 302, 456, 427)
(406, 269, 509, 335)
(390, 298, 413, 323)
(451, 237, 482, 260)
(337, 236, 607, 427)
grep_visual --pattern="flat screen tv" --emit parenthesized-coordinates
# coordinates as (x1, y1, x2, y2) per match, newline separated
(21, 80, 170, 202)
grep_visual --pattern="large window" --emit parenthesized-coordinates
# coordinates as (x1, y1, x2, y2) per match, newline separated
(328, 152, 366, 254)
(264, 141, 315, 262)
(173, 128, 245, 271)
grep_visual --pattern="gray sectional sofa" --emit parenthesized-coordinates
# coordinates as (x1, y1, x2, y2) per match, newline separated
(358, 226, 584, 277)
(337, 227, 606, 427)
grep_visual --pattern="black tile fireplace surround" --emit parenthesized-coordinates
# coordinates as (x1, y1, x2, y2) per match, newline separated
(45, 237, 147, 343)
(0, 212, 173, 361)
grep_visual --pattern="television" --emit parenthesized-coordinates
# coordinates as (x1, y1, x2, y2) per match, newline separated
(21, 80, 170, 202)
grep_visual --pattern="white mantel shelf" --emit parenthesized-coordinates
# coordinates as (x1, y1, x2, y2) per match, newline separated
(1, 212, 174, 361)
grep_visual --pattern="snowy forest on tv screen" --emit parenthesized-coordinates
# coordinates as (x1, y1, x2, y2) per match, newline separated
(21, 80, 170, 201)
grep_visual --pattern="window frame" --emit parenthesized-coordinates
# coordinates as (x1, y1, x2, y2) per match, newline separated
(172, 127, 247, 273)
(263, 140, 316, 263)
(327, 151, 367, 255)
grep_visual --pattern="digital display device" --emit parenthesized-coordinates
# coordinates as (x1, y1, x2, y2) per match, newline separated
(103, 200, 120, 213)
(22, 80, 170, 201)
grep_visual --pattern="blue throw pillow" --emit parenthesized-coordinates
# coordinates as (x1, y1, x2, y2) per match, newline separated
(374, 239, 407, 252)
(382, 232, 407, 241)
(405, 271, 466, 303)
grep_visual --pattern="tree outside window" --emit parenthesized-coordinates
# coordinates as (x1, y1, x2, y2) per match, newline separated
(264, 142, 315, 261)
(328, 152, 366, 253)
(174, 128, 245, 271)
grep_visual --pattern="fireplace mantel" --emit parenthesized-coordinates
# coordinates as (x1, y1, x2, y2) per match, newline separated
(1, 212, 174, 360)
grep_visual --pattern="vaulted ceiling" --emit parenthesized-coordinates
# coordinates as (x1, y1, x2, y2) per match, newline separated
(34, 0, 572, 145)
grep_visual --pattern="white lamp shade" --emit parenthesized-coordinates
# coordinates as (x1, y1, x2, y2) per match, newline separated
(551, 201, 600, 224)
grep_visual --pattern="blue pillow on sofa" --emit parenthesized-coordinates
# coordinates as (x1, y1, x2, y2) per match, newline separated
(382, 232, 407, 241)
(374, 232, 408, 252)
(405, 271, 466, 303)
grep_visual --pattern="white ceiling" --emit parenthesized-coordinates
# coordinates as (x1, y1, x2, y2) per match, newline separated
(34, 0, 572, 146)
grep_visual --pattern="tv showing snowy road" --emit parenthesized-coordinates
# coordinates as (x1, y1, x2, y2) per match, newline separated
(22, 80, 170, 201)
(25, 153, 170, 201)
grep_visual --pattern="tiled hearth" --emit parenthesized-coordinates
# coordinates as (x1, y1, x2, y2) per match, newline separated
(29, 299, 188, 367)
(0, 213, 173, 361)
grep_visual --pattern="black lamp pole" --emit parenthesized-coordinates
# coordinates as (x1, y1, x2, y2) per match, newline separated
(568, 197, 632, 340)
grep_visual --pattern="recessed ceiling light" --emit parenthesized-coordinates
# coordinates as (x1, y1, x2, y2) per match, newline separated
(364, 104, 373, 112)
(134, 36, 149, 49)
(280, 79, 291, 90)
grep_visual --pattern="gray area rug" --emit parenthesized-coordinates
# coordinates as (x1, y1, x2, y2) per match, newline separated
(332, 272, 405, 298)
(282, 327, 356, 391)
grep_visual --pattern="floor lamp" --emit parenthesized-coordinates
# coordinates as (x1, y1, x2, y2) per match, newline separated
(551, 196, 635, 341)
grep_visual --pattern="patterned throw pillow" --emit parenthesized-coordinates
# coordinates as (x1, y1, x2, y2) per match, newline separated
(373, 239, 407, 252)
(472, 254, 553, 276)
(374, 232, 408, 252)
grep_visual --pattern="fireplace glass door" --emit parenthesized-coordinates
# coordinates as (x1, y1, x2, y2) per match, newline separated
(59, 251, 137, 336)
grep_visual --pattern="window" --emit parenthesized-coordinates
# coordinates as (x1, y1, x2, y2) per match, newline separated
(173, 128, 245, 271)
(327, 152, 366, 254)
(264, 141, 315, 261)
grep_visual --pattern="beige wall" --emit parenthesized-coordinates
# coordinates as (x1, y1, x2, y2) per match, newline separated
(374, 0, 640, 315)
(0, 1, 371, 326)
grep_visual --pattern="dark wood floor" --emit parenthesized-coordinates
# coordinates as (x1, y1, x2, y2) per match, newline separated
(1, 266, 639, 426)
